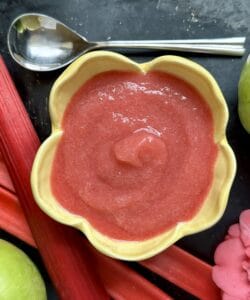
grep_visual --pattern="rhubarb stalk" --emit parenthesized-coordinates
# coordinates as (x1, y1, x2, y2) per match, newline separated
(141, 246, 221, 300)
(0, 57, 108, 300)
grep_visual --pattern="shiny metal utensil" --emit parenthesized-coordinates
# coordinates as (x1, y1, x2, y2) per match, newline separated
(7, 13, 246, 72)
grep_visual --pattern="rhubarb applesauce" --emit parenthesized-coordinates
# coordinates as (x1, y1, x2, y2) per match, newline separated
(51, 71, 218, 240)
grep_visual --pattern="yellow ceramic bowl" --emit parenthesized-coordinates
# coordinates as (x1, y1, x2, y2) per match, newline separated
(31, 51, 236, 261)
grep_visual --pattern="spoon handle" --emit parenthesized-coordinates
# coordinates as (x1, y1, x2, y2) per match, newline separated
(94, 37, 246, 56)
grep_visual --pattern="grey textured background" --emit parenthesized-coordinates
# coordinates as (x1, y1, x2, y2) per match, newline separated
(0, 0, 250, 299)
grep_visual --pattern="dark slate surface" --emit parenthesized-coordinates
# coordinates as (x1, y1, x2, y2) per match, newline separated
(0, 1, 250, 299)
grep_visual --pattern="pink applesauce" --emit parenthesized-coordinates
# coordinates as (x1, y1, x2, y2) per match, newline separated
(51, 71, 218, 241)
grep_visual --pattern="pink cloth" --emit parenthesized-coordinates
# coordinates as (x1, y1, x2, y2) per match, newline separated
(213, 210, 250, 300)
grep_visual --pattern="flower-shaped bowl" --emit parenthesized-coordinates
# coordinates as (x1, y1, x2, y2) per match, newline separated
(31, 51, 236, 260)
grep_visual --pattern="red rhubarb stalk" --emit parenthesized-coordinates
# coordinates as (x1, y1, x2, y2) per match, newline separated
(0, 187, 35, 246)
(0, 152, 14, 192)
(87, 242, 173, 300)
(0, 57, 108, 300)
(141, 245, 221, 300)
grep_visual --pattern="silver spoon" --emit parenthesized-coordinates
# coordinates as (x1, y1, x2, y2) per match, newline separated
(7, 13, 246, 72)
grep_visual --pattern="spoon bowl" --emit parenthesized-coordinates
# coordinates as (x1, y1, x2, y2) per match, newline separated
(8, 13, 246, 72)
(8, 13, 97, 71)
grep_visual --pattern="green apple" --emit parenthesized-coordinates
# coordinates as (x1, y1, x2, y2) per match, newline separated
(0, 239, 47, 300)
(238, 55, 250, 133)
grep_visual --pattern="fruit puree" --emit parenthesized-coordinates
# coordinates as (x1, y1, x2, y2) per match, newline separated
(51, 71, 218, 241)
